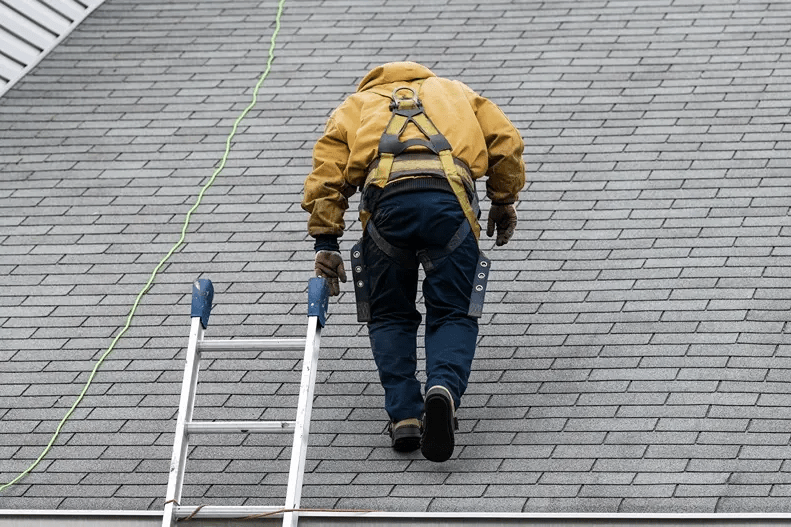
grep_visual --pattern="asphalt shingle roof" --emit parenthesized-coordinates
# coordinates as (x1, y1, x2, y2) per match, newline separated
(2, 0, 791, 516)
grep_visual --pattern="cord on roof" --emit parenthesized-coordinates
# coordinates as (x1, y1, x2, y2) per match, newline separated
(0, 0, 288, 493)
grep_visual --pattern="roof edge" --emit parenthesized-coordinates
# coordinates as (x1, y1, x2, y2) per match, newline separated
(1, 510, 791, 526)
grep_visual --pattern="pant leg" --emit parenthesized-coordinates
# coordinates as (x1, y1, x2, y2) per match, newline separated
(364, 231, 424, 422)
(422, 229, 479, 409)
(364, 190, 480, 420)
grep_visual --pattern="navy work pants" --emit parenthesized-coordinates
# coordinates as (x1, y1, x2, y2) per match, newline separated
(363, 190, 479, 422)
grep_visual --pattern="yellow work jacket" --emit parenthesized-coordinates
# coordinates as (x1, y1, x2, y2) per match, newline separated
(302, 62, 525, 238)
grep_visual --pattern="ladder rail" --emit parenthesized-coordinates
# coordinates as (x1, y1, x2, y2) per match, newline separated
(162, 317, 203, 527)
(283, 315, 322, 527)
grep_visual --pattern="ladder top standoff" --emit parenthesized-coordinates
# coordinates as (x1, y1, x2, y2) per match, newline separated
(190, 276, 329, 330)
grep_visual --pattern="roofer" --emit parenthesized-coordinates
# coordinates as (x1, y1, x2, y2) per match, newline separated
(302, 62, 525, 462)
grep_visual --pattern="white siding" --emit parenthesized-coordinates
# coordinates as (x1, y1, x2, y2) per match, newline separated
(0, 0, 105, 97)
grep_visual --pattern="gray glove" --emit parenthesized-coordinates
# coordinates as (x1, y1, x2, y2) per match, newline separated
(314, 250, 347, 296)
(486, 203, 517, 246)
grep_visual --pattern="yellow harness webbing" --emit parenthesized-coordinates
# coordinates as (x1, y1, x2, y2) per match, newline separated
(361, 85, 481, 239)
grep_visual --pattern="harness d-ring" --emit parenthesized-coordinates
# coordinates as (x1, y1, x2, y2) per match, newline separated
(391, 86, 418, 110)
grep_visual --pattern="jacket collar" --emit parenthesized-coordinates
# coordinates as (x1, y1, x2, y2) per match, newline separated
(357, 62, 436, 92)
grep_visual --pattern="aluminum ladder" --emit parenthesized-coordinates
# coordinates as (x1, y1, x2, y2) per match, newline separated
(162, 277, 329, 527)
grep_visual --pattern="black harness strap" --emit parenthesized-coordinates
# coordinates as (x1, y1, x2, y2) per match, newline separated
(354, 218, 489, 321)
(366, 219, 471, 274)
(366, 221, 418, 270)
(416, 220, 471, 273)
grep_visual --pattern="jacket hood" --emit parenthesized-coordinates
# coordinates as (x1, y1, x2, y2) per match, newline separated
(357, 62, 436, 92)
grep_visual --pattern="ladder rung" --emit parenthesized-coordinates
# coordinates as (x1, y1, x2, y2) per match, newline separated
(186, 420, 296, 434)
(175, 505, 284, 519)
(197, 338, 306, 352)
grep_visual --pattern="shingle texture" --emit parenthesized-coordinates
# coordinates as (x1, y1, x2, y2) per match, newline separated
(2, 0, 791, 515)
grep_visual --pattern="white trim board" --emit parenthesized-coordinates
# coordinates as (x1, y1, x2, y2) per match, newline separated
(0, 0, 106, 98)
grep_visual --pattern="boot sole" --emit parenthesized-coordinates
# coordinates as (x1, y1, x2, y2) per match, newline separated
(392, 432, 421, 452)
(421, 391, 455, 462)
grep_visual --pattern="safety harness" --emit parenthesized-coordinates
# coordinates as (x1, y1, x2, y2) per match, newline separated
(351, 84, 491, 322)
(358, 85, 481, 237)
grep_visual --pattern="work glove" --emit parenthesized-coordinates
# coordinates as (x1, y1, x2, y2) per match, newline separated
(314, 250, 347, 296)
(486, 203, 517, 246)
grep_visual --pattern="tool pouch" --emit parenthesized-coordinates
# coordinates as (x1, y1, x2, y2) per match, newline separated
(467, 251, 491, 318)
(350, 240, 372, 322)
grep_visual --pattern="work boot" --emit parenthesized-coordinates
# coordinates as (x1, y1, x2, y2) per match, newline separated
(420, 385, 457, 462)
(389, 418, 422, 452)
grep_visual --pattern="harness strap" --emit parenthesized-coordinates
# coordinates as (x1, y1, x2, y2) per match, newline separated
(367, 152, 395, 191)
(439, 150, 481, 239)
(377, 110, 452, 156)
(366, 221, 417, 270)
(366, 219, 471, 273)
(364, 153, 480, 218)
(367, 153, 472, 183)
(353, 218, 490, 321)
(417, 219, 471, 273)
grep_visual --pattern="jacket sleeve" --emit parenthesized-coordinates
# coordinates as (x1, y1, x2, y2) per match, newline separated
(465, 87, 526, 204)
(301, 113, 356, 238)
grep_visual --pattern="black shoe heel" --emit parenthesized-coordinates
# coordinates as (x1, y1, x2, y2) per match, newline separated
(421, 388, 455, 462)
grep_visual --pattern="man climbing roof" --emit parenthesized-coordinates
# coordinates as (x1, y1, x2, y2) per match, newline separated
(302, 61, 525, 462)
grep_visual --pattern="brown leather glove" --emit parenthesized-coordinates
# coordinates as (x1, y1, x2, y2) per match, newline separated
(314, 250, 347, 296)
(486, 203, 517, 246)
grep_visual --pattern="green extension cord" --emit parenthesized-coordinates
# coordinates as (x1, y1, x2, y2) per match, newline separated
(0, 0, 287, 493)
